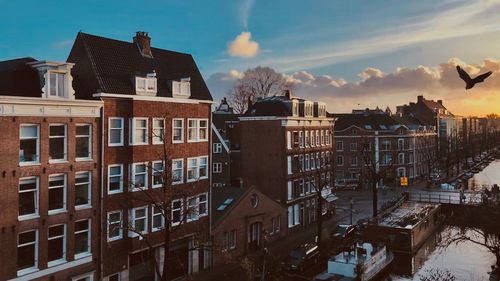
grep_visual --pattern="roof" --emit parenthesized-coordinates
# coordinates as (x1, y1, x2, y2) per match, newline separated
(0, 57, 41, 97)
(331, 112, 401, 131)
(243, 96, 292, 117)
(377, 201, 440, 229)
(211, 187, 250, 227)
(67, 32, 212, 101)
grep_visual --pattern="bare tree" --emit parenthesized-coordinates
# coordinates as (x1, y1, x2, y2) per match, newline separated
(227, 66, 293, 114)
(419, 268, 456, 281)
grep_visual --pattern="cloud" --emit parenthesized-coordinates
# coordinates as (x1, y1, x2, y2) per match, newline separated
(228, 32, 259, 58)
(52, 39, 73, 50)
(206, 58, 500, 116)
(239, 0, 255, 29)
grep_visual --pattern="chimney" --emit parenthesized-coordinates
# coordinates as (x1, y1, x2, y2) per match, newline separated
(133, 31, 153, 58)
(437, 100, 443, 105)
(417, 95, 424, 103)
(284, 89, 292, 99)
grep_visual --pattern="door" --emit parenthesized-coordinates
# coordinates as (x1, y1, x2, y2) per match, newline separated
(248, 222, 262, 251)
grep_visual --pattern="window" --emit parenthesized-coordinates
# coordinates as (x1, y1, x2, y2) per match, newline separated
(152, 118, 165, 144)
(276, 216, 281, 233)
(74, 219, 90, 258)
(152, 206, 164, 232)
(187, 119, 209, 142)
(130, 118, 148, 145)
(382, 154, 392, 165)
(287, 181, 293, 200)
(351, 155, 358, 166)
(48, 224, 66, 266)
(17, 230, 38, 274)
(135, 76, 157, 95)
(172, 79, 191, 98)
(109, 118, 124, 146)
(172, 119, 184, 143)
(152, 161, 164, 188)
(172, 159, 184, 184)
(316, 130, 320, 146)
(187, 156, 208, 182)
(171, 199, 183, 226)
(49, 72, 66, 97)
(299, 131, 304, 147)
(382, 140, 391, 150)
(198, 193, 208, 217)
(213, 163, 222, 173)
(76, 124, 92, 160)
(108, 273, 120, 281)
(108, 164, 123, 194)
(131, 163, 148, 191)
(107, 211, 122, 241)
(229, 229, 236, 250)
(213, 143, 222, 153)
(337, 156, 344, 166)
(187, 196, 199, 222)
(304, 102, 314, 117)
(294, 204, 300, 225)
(48, 174, 66, 214)
(49, 124, 67, 161)
(305, 131, 310, 147)
(129, 207, 148, 237)
(398, 139, 404, 151)
(19, 177, 38, 219)
(398, 153, 405, 165)
(75, 172, 91, 208)
(336, 141, 343, 151)
(350, 143, 357, 151)
(288, 206, 294, 227)
(292, 100, 299, 116)
(19, 124, 39, 164)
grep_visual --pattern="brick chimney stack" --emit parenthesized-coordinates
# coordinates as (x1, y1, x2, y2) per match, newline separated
(284, 89, 292, 99)
(133, 31, 153, 58)
(417, 95, 424, 103)
(437, 100, 443, 105)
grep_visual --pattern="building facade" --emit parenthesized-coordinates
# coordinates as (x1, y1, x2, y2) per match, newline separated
(67, 32, 213, 280)
(0, 58, 103, 280)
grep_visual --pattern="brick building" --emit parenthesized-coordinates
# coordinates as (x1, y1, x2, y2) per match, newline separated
(0, 58, 103, 280)
(229, 92, 336, 231)
(67, 32, 213, 280)
(332, 108, 436, 188)
(211, 186, 286, 265)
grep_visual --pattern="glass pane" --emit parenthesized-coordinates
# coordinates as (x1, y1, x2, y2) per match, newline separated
(20, 126, 37, 138)
(48, 237, 63, 261)
(137, 78, 145, 90)
(75, 184, 89, 206)
(75, 233, 88, 254)
(110, 119, 122, 129)
(50, 140, 65, 160)
(49, 175, 65, 187)
(50, 125, 65, 137)
(135, 208, 146, 217)
(20, 139, 37, 162)
(135, 219, 145, 232)
(110, 212, 121, 222)
(57, 73, 65, 97)
(76, 125, 90, 135)
(50, 73, 57, 96)
(75, 220, 89, 231)
(110, 166, 121, 176)
(19, 192, 35, 216)
(49, 187, 64, 210)
(135, 165, 146, 173)
(76, 137, 89, 158)
(153, 215, 162, 227)
(17, 244, 35, 270)
(110, 129, 121, 143)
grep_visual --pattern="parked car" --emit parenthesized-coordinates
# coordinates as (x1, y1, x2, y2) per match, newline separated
(330, 224, 356, 241)
(281, 243, 319, 272)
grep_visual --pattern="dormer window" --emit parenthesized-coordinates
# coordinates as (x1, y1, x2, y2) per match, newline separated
(172, 78, 191, 98)
(318, 103, 327, 118)
(304, 101, 314, 117)
(28, 60, 75, 100)
(135, 75, 157, 96)
(292, 100, 299, 117)
(49, 72, 66, 98)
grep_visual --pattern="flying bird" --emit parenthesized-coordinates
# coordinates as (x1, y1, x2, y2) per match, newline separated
(456, 65, 492, 90)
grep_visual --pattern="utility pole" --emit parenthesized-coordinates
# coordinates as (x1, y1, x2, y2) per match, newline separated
(350, 198, 354, 225)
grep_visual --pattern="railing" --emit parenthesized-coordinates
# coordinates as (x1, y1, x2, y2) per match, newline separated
(408, 192, 483, 205)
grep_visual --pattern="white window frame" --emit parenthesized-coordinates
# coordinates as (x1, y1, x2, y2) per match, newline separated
(48, 174, 67, 214)
(171, 199, 183, 226)
(72, 272, 95, 281)
(172, 118, 184, 143)
(129, 117, 148, 145)
(75, 124, 92, 161)
(17, 229, 38, 276)
(19, 124, 40, 165)
(152, 118, 165, 144)
(152, 205, 165, 232)
(186, 196, 200, 222)
(107, 210, 123, 242)
(130, 162, 148, 192)
(108, 164, 123, 194)
(75, 171, 92, 210)
(198, 193, 208, 217)
(187, 119, 209, 142)
(172, 159, 184, 185)
(187, 156, 208, 182)
(48, 124, 67, 163)
(74, 219, 91, 259)
(135, 76, 157, 95)
(213, 162, 222, 174)
(47, 224, 66, 267)
(48, 71, 67, 98)
(336, 140, 344, 151)
(129, 206, 148, 237)
(151, 160, 164, 188)
(108, 117, 124, 146)
(229, 229, 237, 250)
(213, 143, 222, 153)
(172, 79, 191, 98)
(18, 177, 39, 220)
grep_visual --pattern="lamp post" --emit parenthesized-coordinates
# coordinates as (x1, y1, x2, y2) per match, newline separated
(350, 198, 354, 225)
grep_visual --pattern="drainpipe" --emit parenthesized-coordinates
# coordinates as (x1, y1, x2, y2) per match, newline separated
(374, 131, 379, 187)
(99, 99, 105, 280)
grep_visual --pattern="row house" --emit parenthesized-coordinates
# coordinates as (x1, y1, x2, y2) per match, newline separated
(0, 58, 103, 280)
(331, 108, 436, 188)
(67, 32, 213, 281)
(233, 92, 336, 232)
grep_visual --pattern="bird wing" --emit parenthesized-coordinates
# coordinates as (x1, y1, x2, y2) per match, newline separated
(473, 71, 493, 83)
(456, 65, 471, 82)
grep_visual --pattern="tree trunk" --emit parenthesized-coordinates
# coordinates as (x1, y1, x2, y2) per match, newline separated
(317, 198, 323, 252)
(372, 178, 378, 218)
(160, 227, 171, 281)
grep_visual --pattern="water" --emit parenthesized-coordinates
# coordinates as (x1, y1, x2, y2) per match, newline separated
(467, 159, 500, 190)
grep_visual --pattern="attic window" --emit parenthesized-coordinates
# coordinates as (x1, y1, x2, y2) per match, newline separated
(172, 78, 191, 98)
(304, 102, 314, 117)
(48, 72, 67, 98)
(318, 104, 327, 118)
(292, 100, 299, 117)
(135, 75, 157, 95)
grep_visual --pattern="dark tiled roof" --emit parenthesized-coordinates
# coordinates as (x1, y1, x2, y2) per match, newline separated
(211, 187, 249, 227)
(243, 96, 292, 117)
(331, 113, 401, 131)
(0, 57, 41, 97)
(67, 32, 212, 101)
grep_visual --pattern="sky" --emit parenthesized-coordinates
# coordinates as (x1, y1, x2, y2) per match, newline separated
(1, 0, 499, 116)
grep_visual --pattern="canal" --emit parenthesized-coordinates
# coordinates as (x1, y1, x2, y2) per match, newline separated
(383, 159, 500, 281)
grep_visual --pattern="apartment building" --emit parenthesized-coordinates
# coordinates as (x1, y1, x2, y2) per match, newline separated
(332, 108, 436, 188)
(231, 92, 336, 232)
(67, 32, 213, 281)
(0, 58, 103, 280)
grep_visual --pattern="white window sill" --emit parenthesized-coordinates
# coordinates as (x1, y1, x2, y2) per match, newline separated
(18, 214, 40, 221)
(107, 236, 123, 242)
(19, 162, 41, 167)
(75, 205, 92, 211)
(17, 267, 39, 276)
(172, 181, 183, 185)
(108, 143, 124, 147)
(74, 252, 91, 260)
(49, 160, 68, 164)
(107, 189, 123, 195)
(152, 227, 164, 232)
(75, 157, 93, 162)
(152, 142, 164, 145)
(48, 209, 67, 215)
(129, 143, 148, 146)
(48, 259, 66, 268)
(172, 140, 184, 144)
